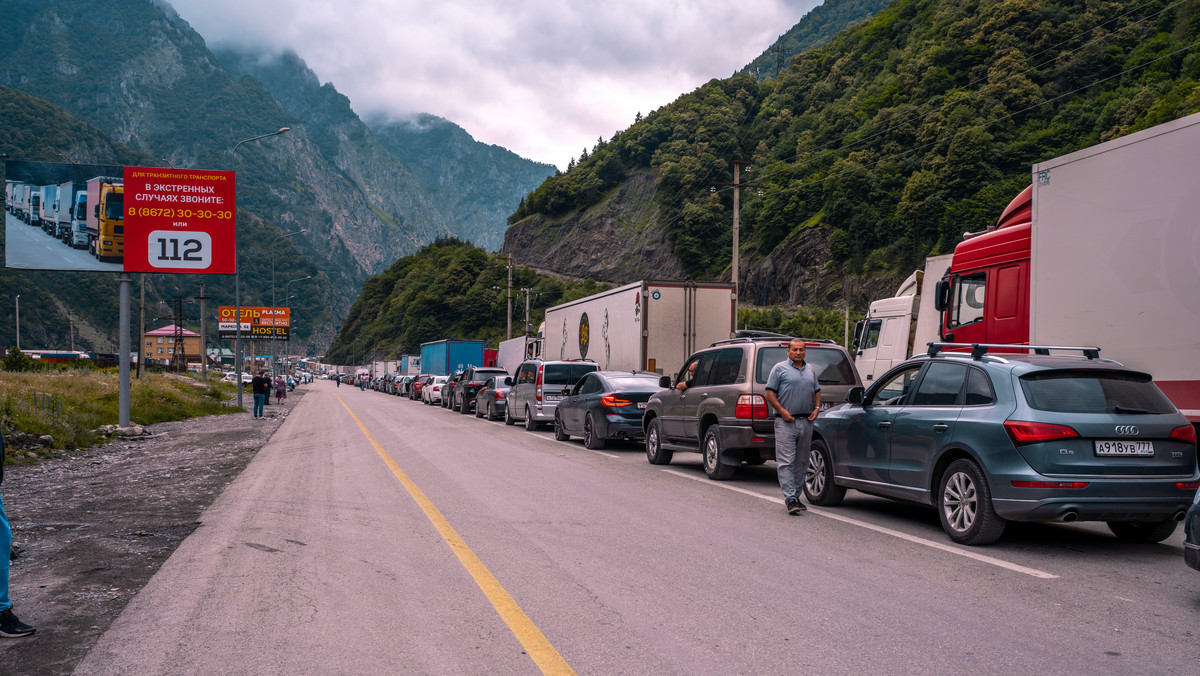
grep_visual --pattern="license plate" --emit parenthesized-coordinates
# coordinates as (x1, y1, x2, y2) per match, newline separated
(544, 394, 561, 401)
(637, 402, 646, 409)
(1095, 440, 1154, 456)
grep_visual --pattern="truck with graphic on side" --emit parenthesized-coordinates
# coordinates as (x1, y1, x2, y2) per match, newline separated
(85, 176, 124, 262)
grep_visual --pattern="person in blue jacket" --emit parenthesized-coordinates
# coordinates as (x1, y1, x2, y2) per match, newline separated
(0, 427, 35, 637)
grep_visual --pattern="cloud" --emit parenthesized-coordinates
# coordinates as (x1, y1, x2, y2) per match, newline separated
(168, 0, 820, 169)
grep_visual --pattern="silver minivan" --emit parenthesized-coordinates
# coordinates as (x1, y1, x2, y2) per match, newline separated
(506, 359, 598, 431)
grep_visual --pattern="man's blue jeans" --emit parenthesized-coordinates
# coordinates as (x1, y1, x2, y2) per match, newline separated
(253, 393, 266, 418)
(1, 490, 12, 611)
(775, 416, 814, 500)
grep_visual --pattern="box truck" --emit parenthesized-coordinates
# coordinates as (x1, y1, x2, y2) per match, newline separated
(56, 181, 86, 244)
(85, 176, 124, 262)
(855, 112, 1200, 424)
(26, 186, 41, 225)
(853, 255, 952, 382)
(38, 184, 59, 234)
(399, 355, 421, 375)
(542, 280, 736, 373)
(418, 339, 484, 376)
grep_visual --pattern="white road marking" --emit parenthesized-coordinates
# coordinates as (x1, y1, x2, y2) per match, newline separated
(662, 469, 1059, 580)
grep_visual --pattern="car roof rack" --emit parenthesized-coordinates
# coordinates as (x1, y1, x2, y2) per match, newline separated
(711, 334, 838, 348)
(926, 342, 1104, 360)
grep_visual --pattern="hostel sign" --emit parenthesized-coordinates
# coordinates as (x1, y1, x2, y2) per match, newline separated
(218, 306, 290, 341)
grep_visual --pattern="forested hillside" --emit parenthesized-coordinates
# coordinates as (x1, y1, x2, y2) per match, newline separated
(506, 0, 1200, 309)
(325, 239, 608, 363)
(741, 0, 895, 81)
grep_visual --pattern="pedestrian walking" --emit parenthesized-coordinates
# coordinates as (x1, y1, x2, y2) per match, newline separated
(0, 427, 35, 637)
(764, 339, 822, 515)
(274, 375, 287, 402)
(251, 370, 271, 419)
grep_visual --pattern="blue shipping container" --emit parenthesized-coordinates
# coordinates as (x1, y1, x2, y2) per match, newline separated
(418, 340, 484, 376)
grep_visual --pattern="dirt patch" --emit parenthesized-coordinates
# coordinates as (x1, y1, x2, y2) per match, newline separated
(0, 388, 305, 674)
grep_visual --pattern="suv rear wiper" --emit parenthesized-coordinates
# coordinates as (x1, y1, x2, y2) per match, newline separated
(1112, 405, 1153, 414)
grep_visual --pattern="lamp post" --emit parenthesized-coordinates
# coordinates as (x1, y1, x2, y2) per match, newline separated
(14, 294, 19, 350)
(230, 127, 290, 407)
(271, 231, 307, 377)
(281, 275, 311, 375)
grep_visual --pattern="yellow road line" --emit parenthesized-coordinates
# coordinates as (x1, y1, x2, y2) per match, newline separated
(338, 396, 576, 675)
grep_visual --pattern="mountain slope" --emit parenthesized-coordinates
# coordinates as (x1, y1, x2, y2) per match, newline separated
(740, 0, 895, 81)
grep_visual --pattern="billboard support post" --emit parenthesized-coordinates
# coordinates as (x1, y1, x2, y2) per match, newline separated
(118, 273, 131, 428)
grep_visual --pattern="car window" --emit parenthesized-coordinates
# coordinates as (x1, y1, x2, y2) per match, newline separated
(544, 363, 598, 384)
(483, 378, 495, 389)
(694, 351, 721, 387)
(606, 374, 663, 390)
(574, 374, 599, 395)
(1019, 370, 1176, 414)
(709, 348, 743, 386)
(860, 320, 881, 350)
(806, 347, 857, 385)
(951, 273, 985, 328)
(910, 362, 966, 406)
(871, 366, 922, 405)
(964, 368, 995, 406)
(756, 346, 789, 383)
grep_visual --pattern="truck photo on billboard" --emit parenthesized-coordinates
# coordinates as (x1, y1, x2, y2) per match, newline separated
(3, 161, 235, 275)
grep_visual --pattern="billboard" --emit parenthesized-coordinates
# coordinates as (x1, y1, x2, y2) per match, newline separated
(4, 160, 235, 274)
(218, 306, 290, 341)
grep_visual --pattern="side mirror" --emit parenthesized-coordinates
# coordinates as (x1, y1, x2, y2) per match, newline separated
(504, 376, 513, 386)
(659, 375, 671, 389)
(562, 387, 572, 396)
(847, 386, 865, 406)
(852, 320, 864, 349)
(934, 279, 951, 312)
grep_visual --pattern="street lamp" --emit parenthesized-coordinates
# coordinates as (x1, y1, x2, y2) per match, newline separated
(281, 275, 311, 376)
(230, 127, 290, 407)
(271, 230, 307, 376)
(14, 294, 19, 350)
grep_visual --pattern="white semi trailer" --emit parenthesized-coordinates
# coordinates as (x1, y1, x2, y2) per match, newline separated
(542, 280, 736, 374)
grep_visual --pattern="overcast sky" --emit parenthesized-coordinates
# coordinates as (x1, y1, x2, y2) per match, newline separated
(166, 0, 822, 169)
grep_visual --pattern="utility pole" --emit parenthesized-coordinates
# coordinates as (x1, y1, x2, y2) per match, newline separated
(137, 276, 145, 378)
(197, 280, 209, 381)
(712, 160, 762, 304)
(522, 288, 532, 336)
(507, 256, 513, 340)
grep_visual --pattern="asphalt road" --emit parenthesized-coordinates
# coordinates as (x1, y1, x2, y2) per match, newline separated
(4, 210, 118, 271)
(76, 381, 1200, 674)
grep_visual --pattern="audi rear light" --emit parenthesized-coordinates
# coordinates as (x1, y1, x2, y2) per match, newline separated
(601, 394, 633, 407)
(1004, 420, 1079, 445)
(1011, 480, 1089, 489)
(1169, 425, 1197, 445)
(735, 394, 769, 419)
(1177, 481, 1200, 490)
(535, 366, 543, 402)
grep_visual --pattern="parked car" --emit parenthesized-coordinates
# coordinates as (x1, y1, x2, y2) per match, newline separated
(450, 365, 510, 414)
(805, 344, 1199, 545)
(506, 359, 599, 430)
(442, 370, 465, 409)
(641, 335, 861, 480)
(554, 371, 663, 448)
(396, 375, 414, 396)
(475, 375, 514, 421)
(423, 376, 449, 405)
(1184, 486, 1200, 571)
(410, 375, 432, 401)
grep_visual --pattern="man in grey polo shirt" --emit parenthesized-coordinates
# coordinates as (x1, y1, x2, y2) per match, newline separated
(764, 339, 822, 514)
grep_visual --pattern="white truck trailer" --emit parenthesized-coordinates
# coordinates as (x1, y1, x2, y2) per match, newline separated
(56, 181, 86, 244)
(853, 254, 952, 383)
(542, 280, 736, 374)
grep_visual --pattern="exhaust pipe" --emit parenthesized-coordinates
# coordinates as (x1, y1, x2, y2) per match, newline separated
(1174, 510, 1187, 522)
(1062, 510, 1079, 523)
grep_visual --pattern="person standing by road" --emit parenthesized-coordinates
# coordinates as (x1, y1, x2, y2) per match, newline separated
(0, 427, 35, 637)
(274, 375, 287, 402)
(251, 370, 271, 420)
(764, 339, 822, 515)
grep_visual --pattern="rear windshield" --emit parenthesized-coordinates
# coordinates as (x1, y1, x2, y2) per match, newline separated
(605, 374, 662, 390)
(543, 363, 598, 384)
(756, 346, 857, 385)
(1019, 370, 1177, 414)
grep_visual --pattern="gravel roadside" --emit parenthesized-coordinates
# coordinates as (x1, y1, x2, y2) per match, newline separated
(0, 386, 306, 674)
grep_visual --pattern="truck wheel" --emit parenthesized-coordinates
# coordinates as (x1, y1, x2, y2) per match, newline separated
(645, 419, 672, 465)
(1107, 520, 1178, 543)
(583, 414, 605, 449)
(803, 439, 846, 506)
(938, 459, 1006, 545)
(702, 426, 736, 480)
(524, 406, 539, 431)
(553, 412, 570, 441)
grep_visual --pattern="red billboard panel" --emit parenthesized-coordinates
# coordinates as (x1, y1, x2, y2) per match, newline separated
(122, 167, 236, 274)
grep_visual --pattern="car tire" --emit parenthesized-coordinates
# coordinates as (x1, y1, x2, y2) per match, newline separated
(645, 419, 673, 465)
(1106, 520, 1178, 543)
(504, 404, 516, 425)
(702, 426, 736, 480)
(583, 413, 605, 449)
(524, 406, 539, 431)
(459, 395, 471, 414)
(938, 459, 1006, 545)
(554, 412, 570, 441)
(475, 400, 484, 418)
(803, 439, 846, 506)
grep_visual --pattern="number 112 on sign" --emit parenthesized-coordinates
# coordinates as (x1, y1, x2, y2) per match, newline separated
(148, 231, 213, 270)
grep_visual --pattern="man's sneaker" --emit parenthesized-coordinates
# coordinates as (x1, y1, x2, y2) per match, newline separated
(793, 498, 807, 512)
(0, 609, 35, 637)
(785, 497, 802, 515)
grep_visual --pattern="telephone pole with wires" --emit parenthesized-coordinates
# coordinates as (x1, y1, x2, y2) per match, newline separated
(712, 160, 762, 303)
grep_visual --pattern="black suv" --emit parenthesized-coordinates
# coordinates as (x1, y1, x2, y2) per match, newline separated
(642, 335, 861, 480)
(449, 365, 509, 414)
